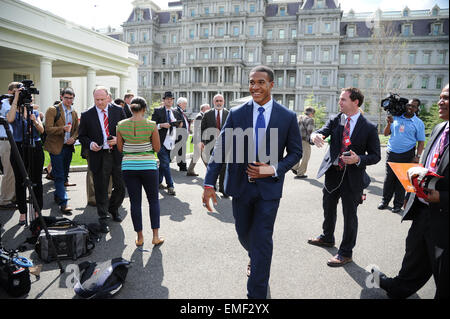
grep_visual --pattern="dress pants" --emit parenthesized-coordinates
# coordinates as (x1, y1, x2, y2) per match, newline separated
(382, 148, 415, 209)
(158, 145, 174, 188)
(10, 141, 44, 215)
(91, 151, 125, 221)
(321, 167, 361, 258)
(0, 140, 15, 205)
(381, 201, 448, 299)
(86, 153, 112, 205)
(232, 182, 280, 299)
(292, 140, 311, 176)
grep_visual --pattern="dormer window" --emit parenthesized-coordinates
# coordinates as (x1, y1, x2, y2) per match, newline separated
(135, 9, 144, 22)
(317, 0, 325, 9)
(402, 24, 413, 36)
(402, 8, 410, 17)
(431, 23, 442, 35)
(279, 6, 286, 16)
(347, 25, 356, 37)
(171, 14, 177, 23)
(431, 6, 440, 16)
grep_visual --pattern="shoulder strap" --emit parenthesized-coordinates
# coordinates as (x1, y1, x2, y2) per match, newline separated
(54, 105, 61, 124)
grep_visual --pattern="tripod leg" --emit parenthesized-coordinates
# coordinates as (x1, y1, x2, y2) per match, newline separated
(1, 120, 64, 273)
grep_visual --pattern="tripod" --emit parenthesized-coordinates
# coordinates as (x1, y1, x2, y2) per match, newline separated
(0, 116, 64, 273)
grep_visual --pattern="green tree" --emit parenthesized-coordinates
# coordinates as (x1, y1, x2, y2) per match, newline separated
(303, 93, 327, 128)
(419, 103, 444, 137)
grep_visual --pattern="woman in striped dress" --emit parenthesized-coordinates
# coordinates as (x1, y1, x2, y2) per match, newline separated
(117, 97, 164, 247)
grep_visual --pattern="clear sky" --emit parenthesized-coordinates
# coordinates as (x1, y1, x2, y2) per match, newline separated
(20, 0, 449, 30)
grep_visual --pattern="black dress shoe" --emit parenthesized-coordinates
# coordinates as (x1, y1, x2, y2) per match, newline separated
(377, 202, 388, 210)
(99, 222, 110, 233)
(392, 207, 402, 214)
(111, 214, 123, 222)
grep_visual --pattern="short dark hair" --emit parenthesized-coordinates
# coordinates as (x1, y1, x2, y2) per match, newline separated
(411, 98, 421, 107)
(114, 98, 125, 106)
(124, 93, 134, 100)
(60, 87, 75, 97)
(8, 82, 21, 91)
(249, 65, 274, 82)
(304, 107, 315, 115)
(130, 96, 147, 113)
(342, 87, 364, 107)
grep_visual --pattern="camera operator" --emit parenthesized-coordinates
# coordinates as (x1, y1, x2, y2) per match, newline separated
(0, 83, 19, 210)
(378, 98, 425, 213)
(8, 85, 44, 225)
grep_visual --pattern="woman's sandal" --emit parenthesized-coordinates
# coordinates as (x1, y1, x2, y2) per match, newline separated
(135, 239, 144, 247)
(152, 237, 165, 246)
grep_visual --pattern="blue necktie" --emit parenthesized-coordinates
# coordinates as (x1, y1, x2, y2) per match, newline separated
(255, 107, 266, 161)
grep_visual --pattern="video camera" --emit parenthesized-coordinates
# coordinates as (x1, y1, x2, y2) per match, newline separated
(17, 80, 39, 107)
(381, 93, 408, 116)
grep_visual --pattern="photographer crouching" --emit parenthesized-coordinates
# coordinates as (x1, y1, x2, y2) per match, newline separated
(378, 96, 425, 213)
(7, 82, 44, 226)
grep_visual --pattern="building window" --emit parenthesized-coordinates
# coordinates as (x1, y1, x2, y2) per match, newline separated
(233, 26, 240, 36)
(291, 29, 297, 39)
(323, 50, 330, 62)
(162, 58, 166, 65)
(142, 32, 148, 42)
(278, 55, 284, 63)
(189, 52, 194, 60)
(190, 9, 195, 17)
(129, 32, 136, 43)
(324, 23, 331, 33)
(365, 77, 373, 88)
(249, 4, 256, 13)
(290, 76, 295, 87)
(317, 0, 325, 9)
(279, 29, 285, 39)
(438, 52, 445, 64)
(203, 28, 209, 38)
(353, 53, 360, 64)
(266, 55, 272, 63)
(171, 15, 177, 23)
(436, 77, 443, 89)
(249, 26, 255, 36)
(352, 76, 359, 87)
(232, 51, 239, 59)
(322, 74, 329, 86)
(421, 77, 429, 89)
(279, 7, 286, 16)
(267, 30, 273, 39)
(423, 52, 431, 64)
(407, 77, 414, 89)
(142, 55, 148, 65)
(59, 80, 71, 90)
(189, 29, 195, 39)
(306, 23, 313, 34)
(203, 52, 209, 59)
(367, 52, 374, 64)
(305, 74, 312, 86)
(248, 52, 254, 63)
(234, 5, 240, 14)
(204, 7, 209, 16)
(305, 50, 313, 62)
(408, 52, 416, 65)
(403, 24, 412, 36)
(339, 75, 345, 88)
(218, 27, 224, 37)
(432, 23, 442, 35)
(172, 34, 177, 43)
(277, 76, 283, 87)
(340, 53, 346, 64)
(110, 87, 117, 99)
(162, 35, 167, 44)
(347, 25, 355, 37)
(290, 54, 296, 64)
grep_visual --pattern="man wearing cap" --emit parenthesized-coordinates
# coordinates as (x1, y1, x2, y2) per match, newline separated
(151, 92, 179, 196)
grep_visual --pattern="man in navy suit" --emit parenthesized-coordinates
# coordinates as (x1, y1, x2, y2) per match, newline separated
(308, 87, 381, 267)
(78, 86, 126, 233)
(202, 65, 302, 299)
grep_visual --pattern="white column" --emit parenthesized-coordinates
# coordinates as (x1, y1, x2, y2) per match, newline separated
(86, 68, 97, 109)
(120, 75, 128, 98)
(39, 57, 53, 110)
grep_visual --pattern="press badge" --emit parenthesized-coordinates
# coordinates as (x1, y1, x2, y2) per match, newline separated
(344, 138, 351, 147)
(430, 152, 439, 168)
(399, 125, 405, 133)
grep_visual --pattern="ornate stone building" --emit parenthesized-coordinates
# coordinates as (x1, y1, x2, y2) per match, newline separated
(120, 0, 449, 120)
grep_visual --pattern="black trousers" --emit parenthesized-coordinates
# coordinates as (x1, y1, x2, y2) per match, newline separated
(382, 147, 415, 209)
(10, 141, 44, 215)
(91, 151, 125, 221)
(321, 167, 361, 258)
(381, 201, 449, 299)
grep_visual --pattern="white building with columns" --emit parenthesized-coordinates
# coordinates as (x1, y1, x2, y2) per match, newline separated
(0, 0, 139, 115)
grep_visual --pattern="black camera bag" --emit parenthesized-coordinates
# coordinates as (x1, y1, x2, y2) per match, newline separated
(0, 260, 31, 298)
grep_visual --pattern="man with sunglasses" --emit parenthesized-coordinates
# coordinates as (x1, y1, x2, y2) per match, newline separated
(44, 87, 79, 215)
(378, 98, 425, 214)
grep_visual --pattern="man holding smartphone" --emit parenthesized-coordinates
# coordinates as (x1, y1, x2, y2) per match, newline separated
(44, 87, 79, 215)
(307, 87, 381, 267)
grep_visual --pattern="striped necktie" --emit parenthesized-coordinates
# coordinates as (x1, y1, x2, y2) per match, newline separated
(102, 110, 110, 138)
(338, 118, 351, 169)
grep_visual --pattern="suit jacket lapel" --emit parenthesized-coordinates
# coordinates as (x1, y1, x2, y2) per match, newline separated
(423, 122, 446, 162)
(350, 115, 364, 140)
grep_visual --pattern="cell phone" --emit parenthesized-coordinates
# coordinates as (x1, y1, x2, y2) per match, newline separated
(342, 151, 351, 156)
